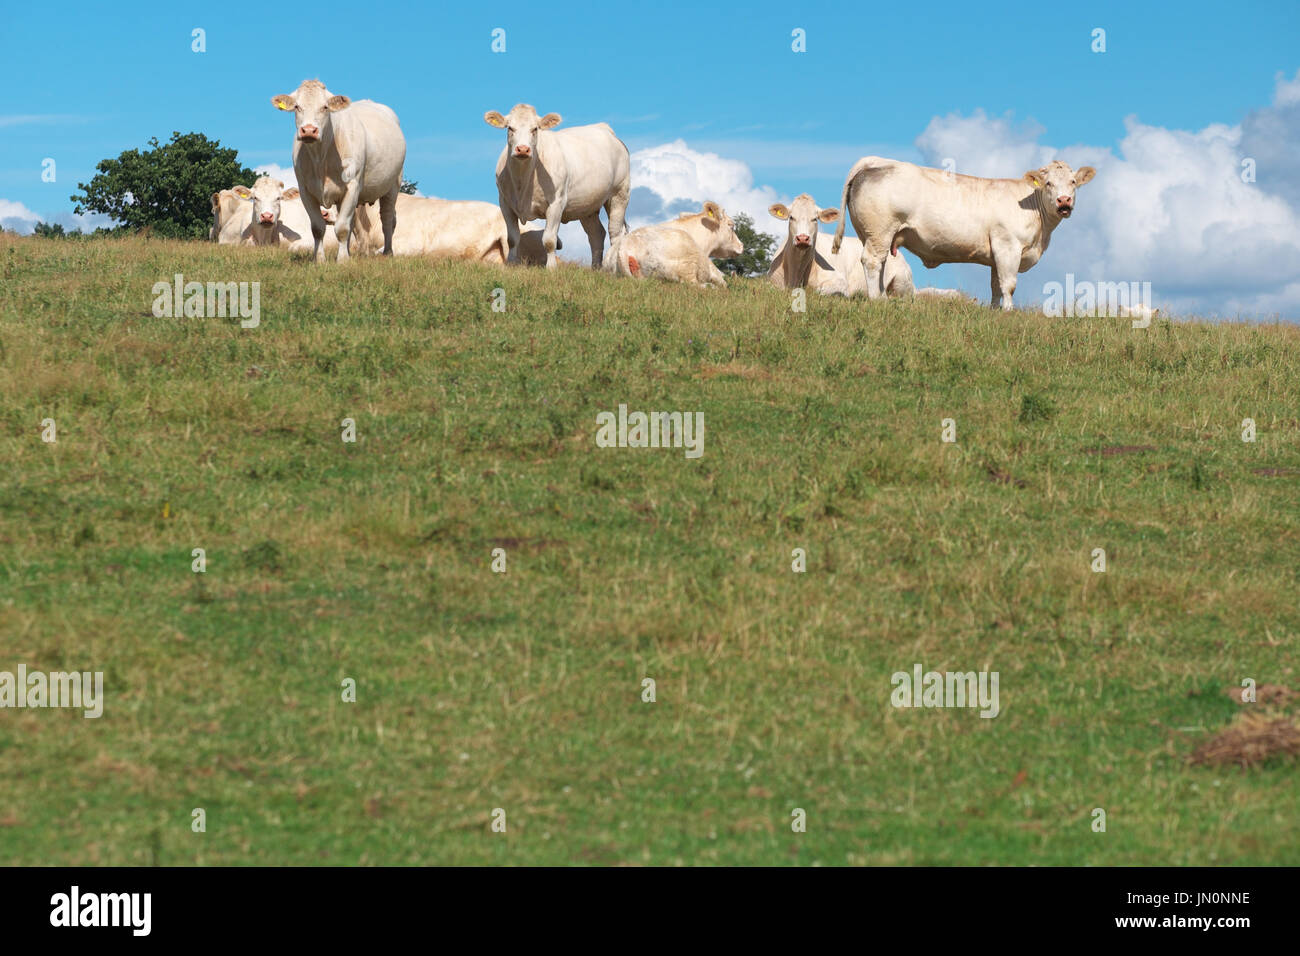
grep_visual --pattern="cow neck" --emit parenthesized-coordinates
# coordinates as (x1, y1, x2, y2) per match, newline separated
(1033, 189, 1061, 255)
(782, 239, 816, 288)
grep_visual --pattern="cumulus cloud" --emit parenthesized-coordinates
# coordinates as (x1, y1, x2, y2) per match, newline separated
(253, 163, 297, 190)
(913, 71, 1300, 319)
(0, 198, 112, 235)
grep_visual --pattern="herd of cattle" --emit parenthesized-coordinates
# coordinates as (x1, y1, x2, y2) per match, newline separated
(209, 79, 1098, 309)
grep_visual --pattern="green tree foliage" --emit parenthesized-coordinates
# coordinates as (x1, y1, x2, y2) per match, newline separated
(399, 178, 419, 195)
(34, 222, 73, 238)
(70, 132, 256, 239)
(714, 213, 776, 277)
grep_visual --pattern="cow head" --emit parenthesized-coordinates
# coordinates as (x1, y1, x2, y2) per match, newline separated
(241, 177, 297, 234)
(1023, 161, 1096, 219)
(770, 194, 837, 250)
(697, 202, 744, 258)
(272, 80, 351, 144)
(484, 104, 562, 164)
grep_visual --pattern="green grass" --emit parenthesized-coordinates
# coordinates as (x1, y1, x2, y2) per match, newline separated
(1, 233, 1298, 865)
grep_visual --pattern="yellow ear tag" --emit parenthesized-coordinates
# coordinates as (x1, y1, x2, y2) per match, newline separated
(276, 100, 292, 111)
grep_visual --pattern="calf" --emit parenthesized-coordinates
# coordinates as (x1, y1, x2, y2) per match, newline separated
(484, 103, 630, 269)
(832, 157, 1095, 309)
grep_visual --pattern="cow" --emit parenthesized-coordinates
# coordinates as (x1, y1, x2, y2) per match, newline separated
(351, 194, 507, 262)
(222, 180, 339, 254)
(832, 157, 1096, 309)
(768, 194, 912, 297)
(602, 202, 743, 288)
(210, 188, 251, 244)
(271, 79, 406, 262)
(483, 103, 630, 269)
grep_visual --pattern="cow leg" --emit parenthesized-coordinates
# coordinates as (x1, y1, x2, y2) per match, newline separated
(860, 240, 889, 299)
(990, 242, 1020, 310)
(303, 198, 330, 265)
(606, 181, 630, 242)
(499, 197, 522, 265)
(378, 186, 398, 256)
(581, 214, 606, 270)
(542, 202, 564, 271)
(333, 182, 364, 263)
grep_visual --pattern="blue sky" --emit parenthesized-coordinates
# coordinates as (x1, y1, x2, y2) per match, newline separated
(3, 0, 1299, 316)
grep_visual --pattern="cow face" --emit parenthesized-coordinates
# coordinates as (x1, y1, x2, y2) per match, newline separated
(484, 104, 562, 163)
(699, 202, 744, 258)
(1024, 161, 1096, 218)
(272, 80, 351, 144)
(246, 178, 291, 233)
(770, 194, 838, 249)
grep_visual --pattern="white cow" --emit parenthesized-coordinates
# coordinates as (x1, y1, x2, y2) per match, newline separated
(351, 194, 507, 262)
(603, 203, 743, 288)
(271, 79, 406, 262)
(833, 157, 1095, 309)
(768, 194, 912, 297)
(484, 103, 630, 269)
(210, 188, 251, 244)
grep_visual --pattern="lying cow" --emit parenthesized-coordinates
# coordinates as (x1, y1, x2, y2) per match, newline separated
(484, 103, 630, 268)
(272, 79, 406, 261)
(602, 202, 743, 288)
(832, 158, 1095, 309)
(210, 189, 250, 244)
(768, 194, 912, 297)
(351, 196, 561, 265)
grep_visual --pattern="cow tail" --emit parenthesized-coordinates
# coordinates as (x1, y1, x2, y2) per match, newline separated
(832, 157, 875, 255)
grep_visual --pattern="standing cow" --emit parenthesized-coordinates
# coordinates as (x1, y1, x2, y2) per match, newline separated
(271, 79, 406, 262)
(483, 103, 630, 269)
(832, 158, 1095, 309)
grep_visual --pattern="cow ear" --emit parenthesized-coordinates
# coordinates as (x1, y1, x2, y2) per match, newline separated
(1023, 170, 1044, 187)
(211, 192, 222, 210)
(282, 187, 299, 200)
(818, 208, 839, 224)
(484, 111, 506, 128)
(539, 113, 562, 130)
(1075, 166, 1096, 186)
(702, 201, 722, 221)
(271, 94, 295, 112)
(233, 186, 252, 200)
(769, 204, 789, 220)
(326, 95, 351, 111)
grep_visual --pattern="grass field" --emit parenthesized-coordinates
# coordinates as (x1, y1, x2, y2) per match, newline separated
(2, 232, 1298, 865)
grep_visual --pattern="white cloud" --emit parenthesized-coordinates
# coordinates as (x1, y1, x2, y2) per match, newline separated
(253, 163, 296, 190)
(626, 139, 782, 234)
(912, 71, 1300, 320)
(0, 198, 111, 235)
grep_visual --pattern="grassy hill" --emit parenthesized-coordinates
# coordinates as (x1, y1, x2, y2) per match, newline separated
(1, 232, 1298, 865)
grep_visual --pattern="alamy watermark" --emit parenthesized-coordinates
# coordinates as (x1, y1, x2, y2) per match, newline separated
(1, 666, 104, 718)
(1042, 273, 1155, 319)
(152, 273, 260, 328)
(890, 663, 1000, 718)
(595, 404, 704, 459)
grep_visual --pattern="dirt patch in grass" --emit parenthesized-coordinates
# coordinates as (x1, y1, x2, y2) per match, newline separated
(1085, 445, 1157, 457)
(1191, 714, 1300, 768)
(698, 362, 773, 381)
(1252, 467, 1300, 477)
(984, 466, 1028, 488)
(1223, 684, 1297, 705)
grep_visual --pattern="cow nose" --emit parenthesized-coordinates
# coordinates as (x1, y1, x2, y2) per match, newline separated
(299, 125, 319, 139)
(260, 212, 274, 223)
(514, 145, 531, 157)
(795, 234, 810, 245)
(1057, 197, 1072, 206)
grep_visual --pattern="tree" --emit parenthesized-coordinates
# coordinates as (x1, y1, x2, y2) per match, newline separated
(714, 213, 776, 277)
(399, 178, 418, 195)
(71, 132, 256, 239)
(33, 222, 67, 237)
